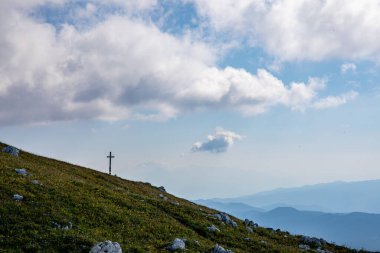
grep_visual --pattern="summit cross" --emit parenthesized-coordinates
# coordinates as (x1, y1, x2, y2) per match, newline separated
(107, 152, 115, 175)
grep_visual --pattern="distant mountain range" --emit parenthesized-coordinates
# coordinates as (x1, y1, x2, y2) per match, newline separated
(196, 180, 380, 251)
(205, 180, 380, 213)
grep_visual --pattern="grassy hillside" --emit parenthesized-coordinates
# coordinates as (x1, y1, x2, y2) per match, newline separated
(0, 142, 367, 253)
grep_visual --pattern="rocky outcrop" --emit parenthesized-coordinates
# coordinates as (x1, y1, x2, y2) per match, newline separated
(167, 238, 186, 251)
(158, 186, 166, 192)
(212, 213, 237, 228)
(2, 146, 19, 157)
(89, 241, 122, 253)
(300, 236, 326, 247)
(243, 219, 258, 228)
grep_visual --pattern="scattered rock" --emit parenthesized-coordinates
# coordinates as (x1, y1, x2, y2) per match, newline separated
(207, 225, 220, 233)
(52, 221, 73, 230)
(89, 241, 122, 253)
(63, 222, 73, 230)
(31, 180, 41, 185)
(2, 146, 19, 157)
(12, 194, 23, 201)
(159, 194, 169, 201)
(158, 186, 166, 192)
(260, 240, 267, 245)
(211, 213, 237, 228)
(299, 244, 311, 251)
(243, 219, 258, 233)
(315, 248, 332, 253)
(170, 201, 180, 206)
(167, 238, 185, 251)
(211, 244, 234, 253)
(15, 168, 27, 176)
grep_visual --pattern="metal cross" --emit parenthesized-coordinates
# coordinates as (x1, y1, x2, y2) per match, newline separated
(107, 152, 115, 175)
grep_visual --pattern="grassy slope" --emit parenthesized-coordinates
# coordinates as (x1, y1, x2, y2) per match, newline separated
(0, 142, 363, 253)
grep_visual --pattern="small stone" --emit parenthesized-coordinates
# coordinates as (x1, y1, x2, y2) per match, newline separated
(15, 168, 27, 176)
(2, 146, 19, 156)
(211, 244, 234, 253)
(159, 194, 169, 201)
(31, 180, 41, 185)
(171, 201, 180, 206)
(167, 238, 185, 251)
(12, 194, 23, 201)
(246, 227, 253, 233)
(158, 186, 166, 192)
(89, 240, 122, 253)
(207, 225, 220, 233)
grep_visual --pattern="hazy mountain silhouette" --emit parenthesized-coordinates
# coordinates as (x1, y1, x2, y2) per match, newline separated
(207, 180, 380, 213)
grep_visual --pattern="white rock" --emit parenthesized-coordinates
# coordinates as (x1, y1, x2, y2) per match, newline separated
(15, 168, 27, 175)
(167, 238, 185, 251)
(208, 225, 220, 233)
(12, 194, 23, 201)
(211, 244, 234, 253)
(31, 180, 41, 185)
(90, 241, 122, 253)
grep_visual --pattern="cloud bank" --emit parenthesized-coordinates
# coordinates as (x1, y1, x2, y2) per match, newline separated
(192, 128, 243, 153)
(191, 0, 380, 61)
(0, 0, 357, 126)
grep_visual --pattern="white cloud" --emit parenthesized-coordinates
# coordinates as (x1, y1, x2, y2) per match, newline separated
(0, 1, 357, 126)
(190, 0, 380, 61)
(341, 63, 357, 74)
(192, 128, 243, 153)
(312, 91, 358, 109)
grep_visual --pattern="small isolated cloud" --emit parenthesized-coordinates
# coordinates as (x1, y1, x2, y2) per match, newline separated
(192, 128, 243, 153)
(341, 63, 357, 74)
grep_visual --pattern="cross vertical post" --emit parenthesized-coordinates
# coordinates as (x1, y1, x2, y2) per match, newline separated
(107, 152, 115, 175)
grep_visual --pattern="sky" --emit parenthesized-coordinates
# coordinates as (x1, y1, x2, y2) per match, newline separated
(1, 0, 380, 199)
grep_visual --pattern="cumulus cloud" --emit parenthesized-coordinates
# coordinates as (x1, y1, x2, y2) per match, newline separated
(0, 0, 357, 126)
(341, 63, 357, 74)
(192, 128, 243, 153)
(190, 0, 380, 61)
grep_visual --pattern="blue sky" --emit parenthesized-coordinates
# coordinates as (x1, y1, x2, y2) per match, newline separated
(1, 0, 380, 199)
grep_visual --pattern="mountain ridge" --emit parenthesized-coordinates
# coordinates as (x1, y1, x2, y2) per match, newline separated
(205, 180, 380, 213)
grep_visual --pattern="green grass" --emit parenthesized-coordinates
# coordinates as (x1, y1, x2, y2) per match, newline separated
(0, 142, 369, 252)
